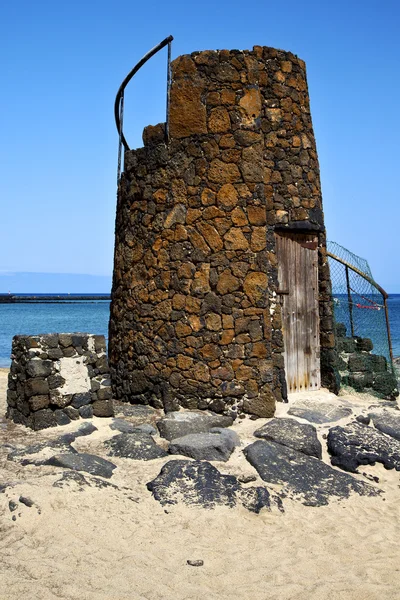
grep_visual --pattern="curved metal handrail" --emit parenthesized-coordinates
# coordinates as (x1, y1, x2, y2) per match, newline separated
(114, 35, 173, 153)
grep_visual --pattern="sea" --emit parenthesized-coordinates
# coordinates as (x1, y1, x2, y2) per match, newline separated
(0, 294, 400, 368)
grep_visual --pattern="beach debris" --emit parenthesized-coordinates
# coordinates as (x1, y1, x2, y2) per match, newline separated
(238, 475, 257, 484)
(147, 459, 282, 513)
(244, 439, 380, 506)
(8, 500, 18, 512)
(19, 496, 34, 507)
(288, 399, 352, 424)
(328, 422, 400, 473)
(157, 411, 233, 441)
(356, 414, 371, 425)
(169, 431, 236, 462)
(368, 410, 400, 441)
(187, 560, 204, 567)
(254, 418, 322, 459)
(105, 432, 167, 460)
(45, 453, 117, 479)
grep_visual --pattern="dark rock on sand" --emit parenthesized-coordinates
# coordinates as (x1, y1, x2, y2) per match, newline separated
(157, 411, 233, 441)
(8, 422, 97, 462)
(254, 418, 322, 459)
(327, 422, 400, 473)
(19, 496, 34, 507)
(109, 418, 136, 434)
(147, 459, 282, 514)
(288, 399, 352, 424)
(244, 439, 379, 506)
(368, 410, 400, 441)
(169, 431, 235, 462)
(45, 453, 117, 479)
(105, 432, 167, 460)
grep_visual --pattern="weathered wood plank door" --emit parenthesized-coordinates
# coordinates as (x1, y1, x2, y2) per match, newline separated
(275, 232, 321, 393)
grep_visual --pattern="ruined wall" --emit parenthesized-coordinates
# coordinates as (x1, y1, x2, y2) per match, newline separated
(7, 334, 113, 430)
(109, 45, 336, 418)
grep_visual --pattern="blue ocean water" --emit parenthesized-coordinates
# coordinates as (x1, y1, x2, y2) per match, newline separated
(0, 300, 110, 367)
(0, 294, 399, 368)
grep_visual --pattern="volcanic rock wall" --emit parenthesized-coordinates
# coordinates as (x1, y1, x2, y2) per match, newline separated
(109, 45, 336, 418)
(7, 334, 113, 429)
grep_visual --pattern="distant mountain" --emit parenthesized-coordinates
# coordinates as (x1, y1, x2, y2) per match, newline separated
(0, 272, 112, 294)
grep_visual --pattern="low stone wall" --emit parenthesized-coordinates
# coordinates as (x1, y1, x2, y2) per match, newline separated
(335, 324, 398, 399)
(6, 333, 113, 430)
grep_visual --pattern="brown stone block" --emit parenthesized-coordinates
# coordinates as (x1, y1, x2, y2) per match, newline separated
(217, 183, 238, 210)
(243, 272, 268, 304)
(220, 89, 236, 105)
(175, 323, 192, 338)
(209, 160, 241, 184)
(200, 344, 222, 361)
(231, 207, 248, 226)
(187, 227, 210, 254)
(172, 294, 186, 310)
(191, 265, 211, 295)
(231, 262, 249, 278)
(250, 228, 267, 251)
(196, 222, 223, 252)
(243, 387, 275, 418)
(169, 78, 207, 139)
(188, 314, 203, 332)
(224, 228, 249, 251)
(214, 218, 232, 236)
(203, 206, 225, 219)
(28, 395, 50, 411)
(201, 188, 216, 206)
(186, 296, 201, 313)
(240, 145, 263, 183)
(220, 330, 235, 345)
(216, 269, 240, 294)
(192, 363, 210, 383)
(177, 355, 194, 370)
(247, 206, 266, 226)
(211, 365, 234, 381)
(205, 313, 222, 331)
(208, 107, 231, 133)
(219, 134, 235, 148)
(222, 314, 234, 329)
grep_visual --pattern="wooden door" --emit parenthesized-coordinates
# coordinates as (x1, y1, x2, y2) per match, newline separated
(275, 232, 321, 393)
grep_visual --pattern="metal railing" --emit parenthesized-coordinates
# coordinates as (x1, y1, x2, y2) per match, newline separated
(114, 35, 173, 181)
(327, 241, 394, 365)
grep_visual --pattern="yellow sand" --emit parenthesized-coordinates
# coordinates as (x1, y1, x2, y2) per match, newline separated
(1, 368, 399, 600)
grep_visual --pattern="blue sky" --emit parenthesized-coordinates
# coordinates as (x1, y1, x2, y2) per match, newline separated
(1, 0, 399, 292)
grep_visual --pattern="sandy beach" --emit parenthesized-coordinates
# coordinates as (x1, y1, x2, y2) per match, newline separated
(1, 367, 400, 600)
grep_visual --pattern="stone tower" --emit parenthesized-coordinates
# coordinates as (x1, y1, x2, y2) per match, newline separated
(108, 45, 336, 418)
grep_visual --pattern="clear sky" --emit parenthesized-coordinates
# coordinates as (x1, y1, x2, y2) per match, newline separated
(1, 0, 399, 292)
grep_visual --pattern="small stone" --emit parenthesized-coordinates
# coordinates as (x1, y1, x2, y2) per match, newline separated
(9, 500, 18, 512)
(79, 405, 93, 419)
(64, 406, 80, 420)
(93, 400, 114, 417)
(187, 560, 204, 567)
(238, 475, 257, 484)
(26, 360, 53, 378)
(19, 496, 34, 507)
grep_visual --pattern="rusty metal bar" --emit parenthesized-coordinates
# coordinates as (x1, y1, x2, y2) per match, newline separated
(114, 35, 174, 153)
(345, 265, 355, 337)
(384, 297, 395, 366)
(165, 38, 172, 142)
